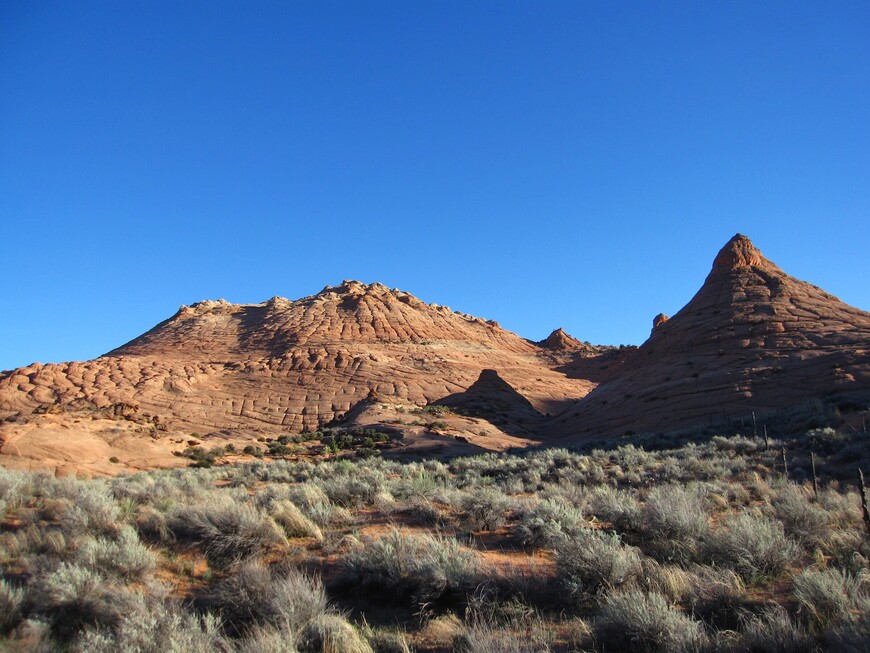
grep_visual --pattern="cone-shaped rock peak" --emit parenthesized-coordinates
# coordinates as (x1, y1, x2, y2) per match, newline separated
(540, 328, 587, 351)
(710, 233, 777, 274)
(552, 234, 870, 438)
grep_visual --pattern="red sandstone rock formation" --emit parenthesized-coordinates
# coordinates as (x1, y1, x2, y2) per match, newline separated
(0, 281, 599, 472)
(551, 234, 870, 437)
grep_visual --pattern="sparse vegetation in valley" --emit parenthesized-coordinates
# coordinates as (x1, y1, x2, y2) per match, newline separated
(2, 415, 870, 651)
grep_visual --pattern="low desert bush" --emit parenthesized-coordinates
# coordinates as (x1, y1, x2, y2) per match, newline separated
(72, 604, 227, 653)
(298, 613, 373, 653)
(703, 512, 797, 580)
(593, 589, 707, 652)
(360, 626, 412, 653)
(460, 487, 513, 531)
(793, 567, 869, 629)
(771, 484, 830, 548)
(588, 486, 640, 532)
(75, 526, 155, 579)
(738, 605, 816, 653)
(169, 499, 286, 569)
(515, 497, 585, 548)
(825, 612, 870, 652)
(30, 562, 135, 643)
(213, 560, 327, 635)
(0, 578, 25, 634)
(343, 529, 478, 606)
(640, 484, 708, 563)
(55, 480, 122, 537)
(556, 529, 642, 602)
(685, 567, 747, 632)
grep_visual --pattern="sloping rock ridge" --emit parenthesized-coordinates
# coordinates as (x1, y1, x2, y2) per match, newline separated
(551, 234, 870, 437)
(0, 281, 599, 471)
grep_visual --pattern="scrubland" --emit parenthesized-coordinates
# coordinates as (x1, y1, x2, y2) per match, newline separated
(2, 407, 870, 652)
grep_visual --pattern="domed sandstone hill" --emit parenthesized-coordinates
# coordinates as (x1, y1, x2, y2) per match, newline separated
(0, 281, 597, 447)
(551, 234, 870, 437)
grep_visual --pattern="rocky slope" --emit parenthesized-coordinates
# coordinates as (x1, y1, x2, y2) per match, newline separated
(0, 281, 602, 473)
(1, 235, 868, 474)
(551, 234, 870, 437)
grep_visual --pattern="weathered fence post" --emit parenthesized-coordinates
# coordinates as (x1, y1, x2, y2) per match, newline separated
(781, 445, 789, 480)
(763, 425, 769, 451)
(811, 451, 818, 498)
(859, 468, 870, 541)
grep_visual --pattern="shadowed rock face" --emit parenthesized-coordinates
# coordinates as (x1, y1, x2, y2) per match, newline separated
(551, 234, 870, 437)
(434, 369, 544, 434)
(0, 281, 597, 439)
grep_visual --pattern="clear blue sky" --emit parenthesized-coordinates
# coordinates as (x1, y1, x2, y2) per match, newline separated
(2, 1, 868, 371)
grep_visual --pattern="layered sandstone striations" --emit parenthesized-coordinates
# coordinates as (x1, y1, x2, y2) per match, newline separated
(0, 281, 600, 472)
(552, 234, 870, 437)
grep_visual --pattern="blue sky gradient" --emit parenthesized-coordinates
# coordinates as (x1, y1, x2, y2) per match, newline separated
(2, 1, 868, 370)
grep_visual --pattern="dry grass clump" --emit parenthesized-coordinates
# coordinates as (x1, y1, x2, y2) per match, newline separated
(270, 500, 324, 542)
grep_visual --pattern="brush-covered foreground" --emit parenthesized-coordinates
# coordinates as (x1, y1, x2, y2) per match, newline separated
(2, 420, 870, 652)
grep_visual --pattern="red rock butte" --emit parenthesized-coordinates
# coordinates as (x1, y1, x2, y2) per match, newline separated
(1, 234, 868, 474)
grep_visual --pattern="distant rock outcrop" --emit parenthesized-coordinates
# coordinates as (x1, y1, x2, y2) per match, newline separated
(540, 328, 588, 351)
(652, 313, 670, 333)
(551, 234, 870, 437)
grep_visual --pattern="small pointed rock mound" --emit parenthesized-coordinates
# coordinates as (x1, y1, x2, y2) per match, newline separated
(651, 313, 670, 334)
(434, 369, 544, 433)
(553, 234, 870, 438)
(710, 233, 778, 274)
(539, 328, 587, 351)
